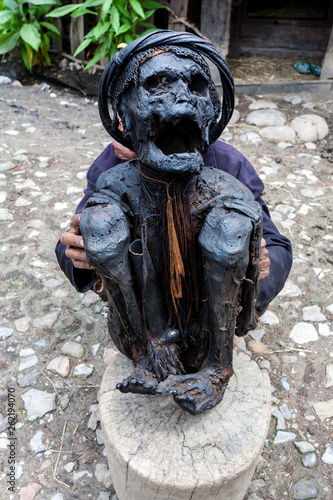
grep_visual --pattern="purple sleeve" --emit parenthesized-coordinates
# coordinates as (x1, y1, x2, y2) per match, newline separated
(55, 143, 121, 292)
(204, 141, 292, 311)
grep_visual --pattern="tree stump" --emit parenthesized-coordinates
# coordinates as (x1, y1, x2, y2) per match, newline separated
(99, 351, 271, 500)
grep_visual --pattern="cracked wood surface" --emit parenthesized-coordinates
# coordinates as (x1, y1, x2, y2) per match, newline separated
(100, 352, 271, 500)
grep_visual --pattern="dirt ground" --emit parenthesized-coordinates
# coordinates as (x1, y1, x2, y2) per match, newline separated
(0, 81, 333, 500)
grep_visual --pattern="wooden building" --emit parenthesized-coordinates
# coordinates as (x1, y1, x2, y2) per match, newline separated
(160, 0, 333, 79)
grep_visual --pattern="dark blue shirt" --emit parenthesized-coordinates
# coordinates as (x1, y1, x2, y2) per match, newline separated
(55, 140, 292, 311)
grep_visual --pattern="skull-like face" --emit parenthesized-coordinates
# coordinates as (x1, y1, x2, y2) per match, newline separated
(118, 52, 217, 174)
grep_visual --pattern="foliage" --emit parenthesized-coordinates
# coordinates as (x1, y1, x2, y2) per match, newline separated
(47, 0, 165, 69)
(0, 0, 62, 72)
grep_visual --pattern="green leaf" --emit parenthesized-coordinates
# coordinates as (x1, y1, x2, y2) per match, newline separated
(102, 0, 112, 15)
(27, 0, 60, 5)
(0, 11, 13, 24)
(3, 0, 18, 12)
(20, 43, 31, 71)
(115, 23, 131, 35)
(110, 5, 120, 32)
(40, 21, 60, 36)
(71, 8, 97, 18)
(129, 0, 145, 18)
(0, 31, 20, 54)
(84, 46, 105, 69)
(20, 23, 41, 51)
(46, 4, 79, 17)
(124, 33, 133, 44)
(114, 1, 130, 18)
(143, 9, 155, 19)
(141, 0, 165, 9)
(93, 21, 110, 39)
(73, 37, 92, 57)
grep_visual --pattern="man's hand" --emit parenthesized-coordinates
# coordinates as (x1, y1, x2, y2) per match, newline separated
(259, 238, 270, 282)
(60, 214, 94, 270)
(113, 140, 137, 161)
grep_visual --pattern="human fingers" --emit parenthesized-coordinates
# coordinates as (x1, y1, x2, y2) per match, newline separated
(258, 248, 270, 282)
(113, 140, 137, 161)
(69, 213, 81, 234)
(60, 231, 84, 249)
(65, 247, 94, 269)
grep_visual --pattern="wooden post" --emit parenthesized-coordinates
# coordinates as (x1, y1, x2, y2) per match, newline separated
(321, 23, 333, 79)
(51, 18, 62, 52)
(201, 0, 232, 58)
(168, 0, 189, 31)
(70, 1, 84, 60)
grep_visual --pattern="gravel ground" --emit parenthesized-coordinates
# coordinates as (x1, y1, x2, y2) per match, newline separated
(0, 81, 332, 500)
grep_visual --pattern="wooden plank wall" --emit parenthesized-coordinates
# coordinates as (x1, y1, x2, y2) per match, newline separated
(200, 0, 232, 57)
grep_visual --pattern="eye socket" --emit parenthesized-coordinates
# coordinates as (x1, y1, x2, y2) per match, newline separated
(143, 75, 160, 91)
(189, 74, 208, 95)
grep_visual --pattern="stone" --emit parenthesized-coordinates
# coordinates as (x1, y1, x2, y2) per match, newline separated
(19, 482, 42, 500)
(248, 479, 265, 493)
(103, 347, 118, 364)
(246, 109, 286, 126)
(259, 310, 279, 325)
(282, 355, 297, 364)
(0, 161, 15, 171)
(15, 317, 31, 332)
(21, 389, 56, 421)
(302, 305, 326, 322)
(64, 461, 75, 473)
(229, 109, 240, 123)
(18, 353, 39, 372)
(33, 311, 59, 329)
(95, 463, 113, 489)
(326, 303, 333, 314)
(259, 360, 271, 371)
(45, 276, 65, 288)
(318, 324, 333, 336)
(97, 493, 111, 500)
(248, 328, 265, 342)
(87, 404, 100, 430)
(280, 403, 291, 420)
(288, 477, 319, 499)
(16, 463, 23, 479)
(0, 208, 14, 221)
(272, 406, 286, 430)
(278, 281, 302, 297)
(15, 196, 32, 207)
(73, 470, 93, 482)
(312, 399, 333, 420)
(302, 453, 317, 468)
(82, 290, 100, 307)
(73, 363, 94, 378)
(100, 352, 271, 500)
(18, 370, 41, 387)
(294, 442, 315, 454)
(249, 100, 277, 110)
(0, 76, 11, 84)
(279, 378, 290, 392)
(0, 414, 8, 432)
(13, 154, 29, 162)
(259, 126, 296, 141)
(273, 431, 297, 445)
(0, 326, 14, 340)
(30, 430, 47, 454)
(289, 323, 318, 344)
(291, 114, 329, 142)
(61, 341, 85, 358)
(46, 356, 70, 377)
(284, 94, 302, 105)
(96, 428, 105, 445)
(0, 191, 7, 203)
(321, 443, 333, 464)
(324, 364, 333, 388)
(51, 494, 64, 500)
(278, 142, 293, 149)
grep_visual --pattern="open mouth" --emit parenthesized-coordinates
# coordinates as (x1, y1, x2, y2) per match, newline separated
(153, 118, 203, 155)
